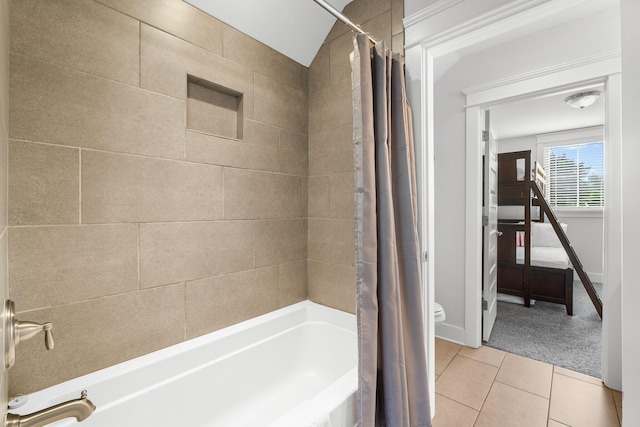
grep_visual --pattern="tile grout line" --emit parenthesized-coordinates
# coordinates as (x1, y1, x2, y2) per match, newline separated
(436, 343, 462, 378)
(222, 166, 225, 220)
(276, 263, 282, 308)
(438, 344, 619, 426)
(78, 149, 82, 225)
(455, 352, 504, 369)
(3, 136, 304, 173)
(553, 368, 604, 386)
(7, 137, 303, 176)
(478, 361, 502, 423)
(443, 346, 530, 424)
(608, 388, 622, 427)
(138, 20, 142, 88)
(137, 223, 141, 291)
(433, 391, 481, 417)
(10, 51, 180, 101)
(183, 282, 187, 341)
(472, 380, 498, 426)
(547, 420, 569, 426)
(492, 377, 552, 401)
(277, 128, 281, 173)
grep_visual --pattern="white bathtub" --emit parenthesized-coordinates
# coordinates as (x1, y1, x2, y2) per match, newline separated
(13, 301, 357, 427)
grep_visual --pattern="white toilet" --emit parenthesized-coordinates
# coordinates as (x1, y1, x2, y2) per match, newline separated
(434, 302, 446, 323)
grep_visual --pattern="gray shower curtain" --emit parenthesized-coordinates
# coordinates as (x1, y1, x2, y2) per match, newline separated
(351, 33, 431, 427)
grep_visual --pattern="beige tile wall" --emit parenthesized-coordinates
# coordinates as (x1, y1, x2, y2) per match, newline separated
(1, 0, 9, 416)
(7, 0, 404, 395)
(7, 0, 308, 394)
(307, 0, 404, 313)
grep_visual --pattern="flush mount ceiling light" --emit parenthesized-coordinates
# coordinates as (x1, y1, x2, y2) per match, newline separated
(564, 91, 602, 109)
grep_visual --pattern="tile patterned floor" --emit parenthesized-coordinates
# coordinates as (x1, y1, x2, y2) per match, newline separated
(433, 338, 622, 427)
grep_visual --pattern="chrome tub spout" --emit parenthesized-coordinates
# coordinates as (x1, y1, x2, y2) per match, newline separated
(5, 391, 96, 427)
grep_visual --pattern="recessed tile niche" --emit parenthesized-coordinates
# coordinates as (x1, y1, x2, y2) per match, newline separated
(186, 75, 244, 140)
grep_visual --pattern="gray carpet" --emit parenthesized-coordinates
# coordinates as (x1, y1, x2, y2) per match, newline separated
(486, 282, 602, 378)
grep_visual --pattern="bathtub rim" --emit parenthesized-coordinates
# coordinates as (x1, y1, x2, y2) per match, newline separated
(13, 300, 356, 419)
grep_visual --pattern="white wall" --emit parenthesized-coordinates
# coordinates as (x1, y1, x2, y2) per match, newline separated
(497, 135, 537, 155)
(432, 7, 619, 341)
(404, 0, 438, 17)
(555, 214, 603, 282)
(621, 0, 640, 422)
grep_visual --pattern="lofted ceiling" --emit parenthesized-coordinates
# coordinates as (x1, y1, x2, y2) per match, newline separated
(184, 0, 353, 66)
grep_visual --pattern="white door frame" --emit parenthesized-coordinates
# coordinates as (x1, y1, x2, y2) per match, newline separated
(404, 0, 623, 407)
(463, 52, 620, 343)
(463, 61, 621, 389)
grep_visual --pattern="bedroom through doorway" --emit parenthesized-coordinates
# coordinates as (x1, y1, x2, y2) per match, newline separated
(482, 85, 606, 378)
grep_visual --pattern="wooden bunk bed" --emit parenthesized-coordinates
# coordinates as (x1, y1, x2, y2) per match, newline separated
(496, 150, 603, 318)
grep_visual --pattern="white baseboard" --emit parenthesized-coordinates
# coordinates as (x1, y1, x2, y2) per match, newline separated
(435, 322, 466, 346)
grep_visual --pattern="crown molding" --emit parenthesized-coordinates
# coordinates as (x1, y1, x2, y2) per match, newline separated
(463, 51, 621, 95)
(462, 50, 620, 108)
(405, 0, 551, 49)
(404, 0, 598, 53)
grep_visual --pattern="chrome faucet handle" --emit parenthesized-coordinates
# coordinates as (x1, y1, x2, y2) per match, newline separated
(3, 299, 54, 370)
(16, 319, 54, 350)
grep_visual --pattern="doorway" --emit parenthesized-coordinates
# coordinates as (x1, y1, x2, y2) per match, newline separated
(404, 0, 623, 405)
(480, 85, 606, 377)
(464, 66, 620, 387)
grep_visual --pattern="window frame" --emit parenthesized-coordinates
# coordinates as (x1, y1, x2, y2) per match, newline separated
(536, 126, 604, 216)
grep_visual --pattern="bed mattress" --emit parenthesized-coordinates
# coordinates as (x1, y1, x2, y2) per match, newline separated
(516, 246, 571, 269)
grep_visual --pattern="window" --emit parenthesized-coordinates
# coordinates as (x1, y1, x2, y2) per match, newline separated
(544, 141, 604, 208)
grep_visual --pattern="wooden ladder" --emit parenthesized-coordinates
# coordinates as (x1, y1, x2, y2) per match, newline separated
(531, 182, 603, 319)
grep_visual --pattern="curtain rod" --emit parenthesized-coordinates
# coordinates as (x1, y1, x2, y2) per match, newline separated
(312, 0, 378, 44)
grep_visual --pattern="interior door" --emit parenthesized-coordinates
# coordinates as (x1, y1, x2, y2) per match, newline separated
(482, 110, 499, 341)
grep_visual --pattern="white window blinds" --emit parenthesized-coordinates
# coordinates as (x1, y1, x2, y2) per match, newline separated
(544, 141, 604, 208)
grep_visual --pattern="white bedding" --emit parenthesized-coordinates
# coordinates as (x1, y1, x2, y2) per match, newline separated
(531, 221, 567, 248)
(516, 246, 571, 269)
